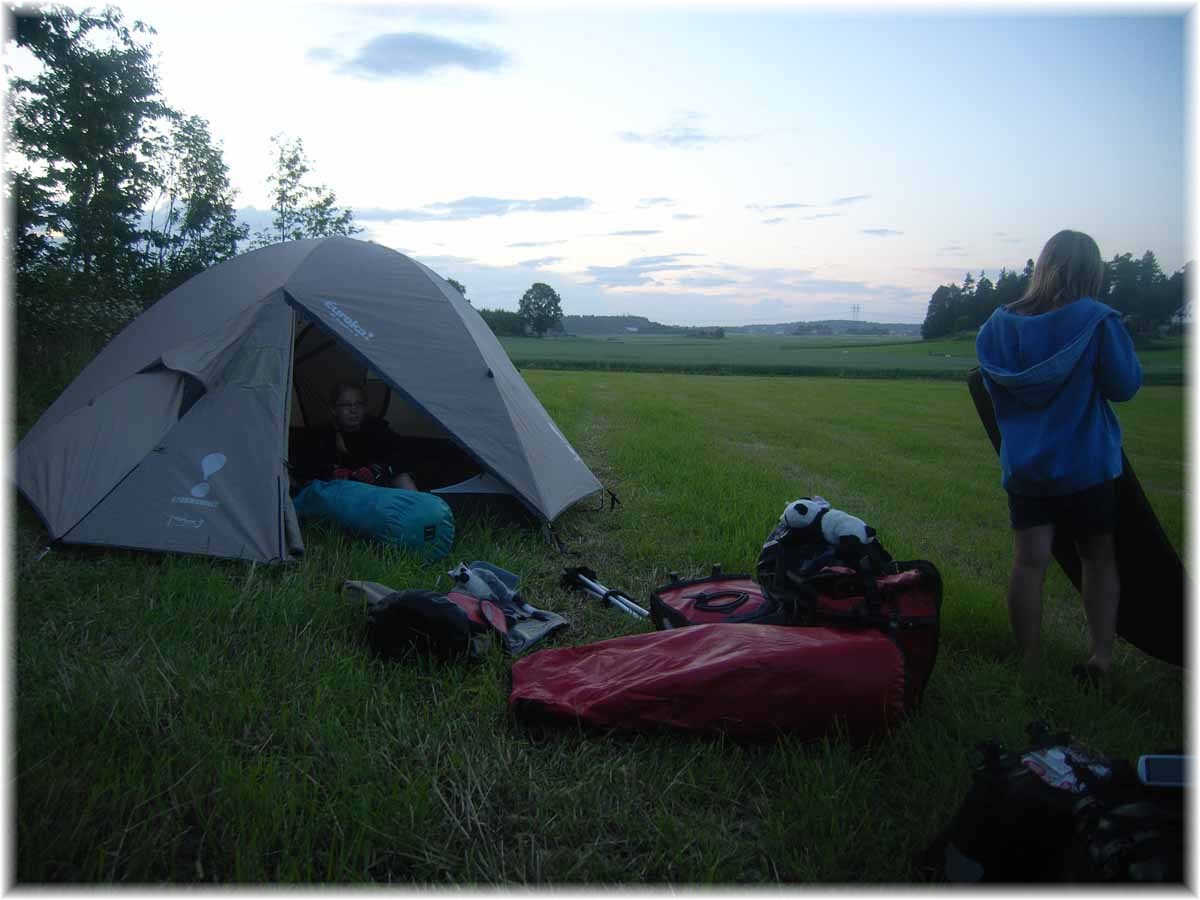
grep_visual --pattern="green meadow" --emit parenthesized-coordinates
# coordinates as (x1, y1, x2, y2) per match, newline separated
(14, 360, 1186, 882)
(500, 332, 1187, 383)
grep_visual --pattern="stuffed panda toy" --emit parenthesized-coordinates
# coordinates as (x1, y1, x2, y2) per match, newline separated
(778, 495, 886, 567)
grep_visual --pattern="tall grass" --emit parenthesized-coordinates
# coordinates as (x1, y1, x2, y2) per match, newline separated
(13, 365, 1186, 883)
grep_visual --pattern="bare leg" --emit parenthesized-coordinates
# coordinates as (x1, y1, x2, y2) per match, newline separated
(1008, 525, 1054, 676)
(1076, 531, 1119, 673)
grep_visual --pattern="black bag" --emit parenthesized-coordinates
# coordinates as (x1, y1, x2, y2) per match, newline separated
(365, 589, 496, 660)
(755, 502, 893, 596)
(927, 721, 1184, 884)
(650, 565, 792, 629)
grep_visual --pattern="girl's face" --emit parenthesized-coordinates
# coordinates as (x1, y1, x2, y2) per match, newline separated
(332, 388, 366, 431)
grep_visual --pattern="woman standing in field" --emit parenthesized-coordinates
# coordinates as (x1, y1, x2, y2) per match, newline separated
(975, 229, 1142, 685)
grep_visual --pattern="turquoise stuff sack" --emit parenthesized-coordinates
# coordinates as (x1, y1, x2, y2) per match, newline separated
(292, 480, 455, 560)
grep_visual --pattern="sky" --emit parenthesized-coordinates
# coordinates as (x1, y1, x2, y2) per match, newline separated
(31, 1, 1198, 324)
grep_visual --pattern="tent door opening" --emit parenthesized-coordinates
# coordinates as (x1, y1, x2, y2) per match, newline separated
(285, 310, 533, 522)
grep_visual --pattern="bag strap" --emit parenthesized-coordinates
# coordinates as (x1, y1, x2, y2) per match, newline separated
(691, 589, 751, 613)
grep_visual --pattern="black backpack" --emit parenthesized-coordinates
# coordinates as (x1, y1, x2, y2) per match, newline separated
(927, 721, 1184, 883)
(755, 504, 893, 600)
(365, 589, 494, 660)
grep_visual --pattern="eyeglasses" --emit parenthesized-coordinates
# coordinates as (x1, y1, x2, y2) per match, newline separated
(335, 401, 366, 410)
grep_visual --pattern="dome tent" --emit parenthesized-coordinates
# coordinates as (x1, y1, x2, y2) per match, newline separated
(13, 237, 603, 562)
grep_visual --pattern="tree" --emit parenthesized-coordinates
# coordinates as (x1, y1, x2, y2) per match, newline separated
(1105, 253, 1140, 318)
(972, 270, 995, 323)
(141, 113, 248, 301)
(479, 307, 525, 336)
(446, 278, 467, 297)
(994, 267, 1023, 310)
(253, 134, 360, 245)
(10, 5, 171, 290)
(921, 284, 960, 339)
(518, 283, 564, 337)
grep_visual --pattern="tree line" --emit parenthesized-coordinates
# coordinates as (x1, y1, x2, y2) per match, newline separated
(7, 4, 569, 358)
(921, 251, 1189, 340)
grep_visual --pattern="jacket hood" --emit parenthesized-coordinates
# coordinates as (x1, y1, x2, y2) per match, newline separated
(976, 298, 1118, 408)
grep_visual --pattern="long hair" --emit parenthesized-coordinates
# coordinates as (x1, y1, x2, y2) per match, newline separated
(1007, 230, 1104, 315)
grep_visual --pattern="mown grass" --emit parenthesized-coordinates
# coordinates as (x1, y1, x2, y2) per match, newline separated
(500, 333, 1187, 384)
(13, 357, 1186, 883)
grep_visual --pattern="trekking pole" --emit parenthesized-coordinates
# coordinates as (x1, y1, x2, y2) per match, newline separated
(561, 566, 650, 619)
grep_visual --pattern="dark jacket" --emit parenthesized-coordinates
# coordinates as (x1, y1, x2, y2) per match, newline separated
(290, 418, 409, 484)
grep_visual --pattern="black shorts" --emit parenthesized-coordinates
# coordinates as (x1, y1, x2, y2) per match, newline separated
(1007, 480, 1117, 534)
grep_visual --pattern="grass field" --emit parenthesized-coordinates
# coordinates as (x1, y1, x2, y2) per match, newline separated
(13, 360, 1187, 882)
(499, 333, 1187, 383)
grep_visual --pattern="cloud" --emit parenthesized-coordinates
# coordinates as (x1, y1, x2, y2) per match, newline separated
(763, 217, 786, 226)
(789, 277, 878, 296)
(628, 254, 703, 266)
(672, 213, 702, 221)
(676, 275, 737, 288)
(938, 244, 969, 256)
(328, 32, 509, 80)
(358, 196, 591, 221)
(861, 228, 903, 237)
(507, 239, 568, 248)
(305, 46, 340, 63)
(583, 252, 704, 288)
(746, 202, 813, 212)
(518, 257, 564, 268)
(605, 229, 662, 237)
(232, 206, 279, 236)
(831, 194, 871, 206)
(617, 110, 725, 149)
(800, 213, 842, 221)
(400, 250, 929, 325)
(637, 197, 674, 208)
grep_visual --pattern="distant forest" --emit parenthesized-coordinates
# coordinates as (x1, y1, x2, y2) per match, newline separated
(921, 252, 1189, 340)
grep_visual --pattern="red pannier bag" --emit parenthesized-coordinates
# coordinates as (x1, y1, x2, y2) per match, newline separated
(780, 561, 942, 705)
(649, 565, 788, 629)
(509, 622, 907, 742)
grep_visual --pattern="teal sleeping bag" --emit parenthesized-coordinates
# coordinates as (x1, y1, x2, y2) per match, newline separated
(292, 480, 455, 560)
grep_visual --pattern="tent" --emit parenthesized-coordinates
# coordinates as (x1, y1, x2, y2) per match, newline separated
(13, 237, 603, 562)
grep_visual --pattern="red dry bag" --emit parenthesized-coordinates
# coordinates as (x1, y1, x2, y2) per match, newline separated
(509, 622, 907, 742)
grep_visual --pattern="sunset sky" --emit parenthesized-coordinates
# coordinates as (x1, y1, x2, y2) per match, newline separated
(66, 2, 1195, 323)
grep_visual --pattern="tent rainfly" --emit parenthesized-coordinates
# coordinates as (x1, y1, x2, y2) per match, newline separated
(13, 237, 603, 562)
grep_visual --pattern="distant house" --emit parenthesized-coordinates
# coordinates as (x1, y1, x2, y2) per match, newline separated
(625, 326, 639, 333)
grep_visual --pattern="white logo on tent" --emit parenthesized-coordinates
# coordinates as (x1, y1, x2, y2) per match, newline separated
(167, 514, 204, 529)
(171, 452, 226, 509)
(323, 300, 375, 341)
(190, 452, 227, 498)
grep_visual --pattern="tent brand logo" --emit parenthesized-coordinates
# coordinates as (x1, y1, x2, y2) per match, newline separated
(167, 514, 204, 529)
(191, 452, 227, 497)
(324, 300, 375, 341)
(171, 452, 226, 509)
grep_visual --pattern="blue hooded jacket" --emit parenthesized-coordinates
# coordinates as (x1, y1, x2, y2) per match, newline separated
(975, 298, 1141, 496)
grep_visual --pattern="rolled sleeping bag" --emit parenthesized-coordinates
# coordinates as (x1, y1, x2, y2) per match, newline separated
(510, 622, 908, 742)
(292, 479, 455, 560)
